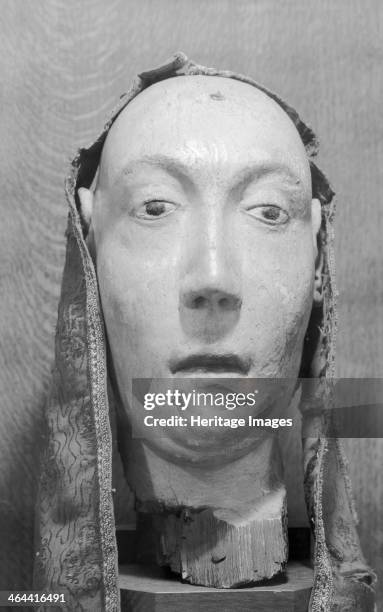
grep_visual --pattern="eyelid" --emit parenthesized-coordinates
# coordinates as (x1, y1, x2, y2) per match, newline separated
(142, 197, 172, 204)
(244, 201, 285, 210)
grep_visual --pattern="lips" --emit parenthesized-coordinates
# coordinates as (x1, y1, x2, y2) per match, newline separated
(169, 353, 251, 375)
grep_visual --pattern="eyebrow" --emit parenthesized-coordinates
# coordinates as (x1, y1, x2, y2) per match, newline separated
(119, 153, 304, 192)
(120, 154, 193, 186)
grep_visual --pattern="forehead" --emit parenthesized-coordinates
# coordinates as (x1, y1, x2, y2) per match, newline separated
(100, 75, 310, 184)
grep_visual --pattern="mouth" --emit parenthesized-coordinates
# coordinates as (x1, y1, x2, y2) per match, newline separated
(169, 353, 251, 376)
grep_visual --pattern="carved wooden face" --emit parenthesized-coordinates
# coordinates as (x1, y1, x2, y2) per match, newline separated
(79, 75, 321, 457)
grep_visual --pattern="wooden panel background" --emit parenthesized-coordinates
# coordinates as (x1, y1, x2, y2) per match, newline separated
(0, 0, 382, 605)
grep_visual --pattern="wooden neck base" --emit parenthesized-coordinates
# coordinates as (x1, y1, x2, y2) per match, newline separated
(151, 489, 288, 587)
(126, 437, 288, 587)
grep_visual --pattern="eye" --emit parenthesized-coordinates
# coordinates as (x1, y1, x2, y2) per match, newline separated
(246, 204, 289, 225)
(135, 200, 177, 220)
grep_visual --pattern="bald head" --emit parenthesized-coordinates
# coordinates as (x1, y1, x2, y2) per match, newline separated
(96, 75, 312, 199)
(79, 75, 317, 236)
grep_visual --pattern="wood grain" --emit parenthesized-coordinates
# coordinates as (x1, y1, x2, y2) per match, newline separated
(0, 0, 381, 605)
(154, 501, 288, 588)
(119, 562, 313, 612)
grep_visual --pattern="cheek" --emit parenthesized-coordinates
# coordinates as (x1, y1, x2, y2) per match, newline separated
(242, 231, 315, 373)
(95, 238, 179, 355)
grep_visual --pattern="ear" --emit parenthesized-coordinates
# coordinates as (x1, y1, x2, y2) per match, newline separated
(78, 187, 94, 232)
(78, 187, 97, 261)
(311, 198, 323, 306)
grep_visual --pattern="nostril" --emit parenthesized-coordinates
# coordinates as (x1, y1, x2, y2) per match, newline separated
(185, 291, 242, 311)
(218, 295, 241, 311)
(193, 295, 207, 309)
(218, 296, 229, 310)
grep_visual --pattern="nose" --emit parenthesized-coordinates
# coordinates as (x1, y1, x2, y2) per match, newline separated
(179, 212, 242, 343)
